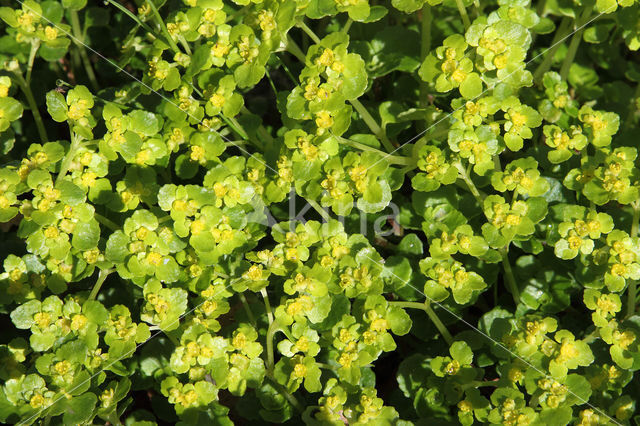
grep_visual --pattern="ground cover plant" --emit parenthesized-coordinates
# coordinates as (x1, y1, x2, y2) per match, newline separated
(1, 0, 640, 424)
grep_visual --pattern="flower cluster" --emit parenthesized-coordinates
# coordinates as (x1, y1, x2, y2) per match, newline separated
(1, 0, 640, 424)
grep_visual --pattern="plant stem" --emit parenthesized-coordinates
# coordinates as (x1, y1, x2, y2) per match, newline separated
(239, 293, 257, 326)
(240, 106, 275, 146)
(349, 99, 395, 152)
(389, 301, 427, 310)
(627, 201, 640, 318)
(13, 71, 48, 142)
(560, 6, 592, 81)
(105, 0, 162, 44)
(26, 40, 40, 85)
(626, 282, 636, 318)
(342, 18, 353, 33)
(455, 162, 484, 204)
(631, 201, 640, 238)
(88, 268, 112, 300)
(533, 17, 571, 83)
(94, 213, 120, 231)
(455, 0, 471, 29)
(219, 115, 251, 145)
(146, 0, 181, 54)
(178, 35, 192, 55)
(225, 5, 249, 23)
(265, 319, 279, 372)
(419, 4, 432, 115)
(265, 374, 304, 412)
(500, 247, 521, 305)
(623, 82, 640, 131)
(424, 302, 454, 345)
(297, 20, 321, 44)
(107, 411, 123, 426)
(261, 289, 274, 327)
(70, 10, 99, 92)
(462, 380, 500, 390)
(56, 131, 81, 184)
(163, 331, 180, 346)
(286, 37, 307, 63)
(224, 140, 247, 147)
(389, 301, 454, 345)
(336, 134, 413, 165)
(493, 155, 502, 172)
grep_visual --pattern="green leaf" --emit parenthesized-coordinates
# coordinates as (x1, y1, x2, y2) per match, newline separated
(391, 0, 426, 13)
(62, 0, 88, 10)
(105, 231, 129, 263)
(459, 73, 483, 99)
(46, 90, 68, 122)
(450, 341, 473, 365)
(128, 110, 161, 137)
(72, 220, 100, 250)
(63, 392, 97, 424)
(397, 234, 424, 256)
(388, 306, 412, 335)
(10, 300, 40, 329)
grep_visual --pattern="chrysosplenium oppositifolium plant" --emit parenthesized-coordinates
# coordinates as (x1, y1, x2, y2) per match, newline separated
(2, 0, 640, 424)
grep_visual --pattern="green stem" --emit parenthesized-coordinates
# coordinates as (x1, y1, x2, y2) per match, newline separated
(336, 134, 413, 165)
(56, 131, 81, 184)
(225, 5, 249, 23)
(70, 10, 99, 92)
(297, 20, 321, 44)
(533, 17, 571, 83)
(627, 202, 640, 318)
(88, 268, 112, 301)
(389, 301, 454, 345)
(265, 320, 279, 372)
(462, 380, 500, 390)
(26, 40, 40, 85)
(623, 82, 640, 131)
(13, 71, 48, 142)
(224, 115, 249, 140)
(286, 37, 307, 63)
(316, 362, 334, 370)
(389, 301, 428, 310)
(261, 289, 274, 327)
(455, 162, 484, 204)
(455, 0, 471, 29)
(265, 374, 304, 412)
(178, 35, 192, 55)
(104, 0, 163, 44)
(350, 99, 395, 152)
(627, 282, 637, 318)
(500, 247, 521, 305)
(342, 18, 353, 34)
(146, 0, 181, 54)
(536, 0, 547, 16)
(493, 155, 502, 172)
(239, 293, 257, 326)
(163, 331, 180, 346)
(419, 4, 432, 115)
(240, 106, 275, 145)
(631, 201, 640, 238)
(560, 6, 593, 81)
(107, 411, 123, 426)
(424, 302, 454, 345)
(94, 213, 120, 231)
